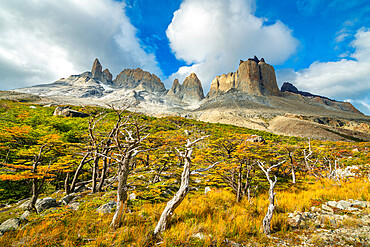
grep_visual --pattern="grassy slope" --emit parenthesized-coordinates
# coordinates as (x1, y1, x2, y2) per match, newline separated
(0, 100, 369, 246)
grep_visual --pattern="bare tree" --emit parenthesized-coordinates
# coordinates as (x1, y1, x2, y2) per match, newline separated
(153, 136, 208, 237)
(257, 160, 285, 235)
(106, 113, 149, 229)
(28, 144, 49, 212)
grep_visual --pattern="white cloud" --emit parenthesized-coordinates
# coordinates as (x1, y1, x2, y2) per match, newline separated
(0, 0, 161, 89)
(276, 28, 370, 115)
(165, 0, 298, 92)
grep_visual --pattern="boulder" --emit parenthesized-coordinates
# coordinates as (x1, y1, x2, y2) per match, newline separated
(60, 193, 76, 205)
(129, 193, 136, 200)
(0, 218, 20, 236)
(246, 135, 265, 143)
(53, 106, 89, 118)
(36, 197, 59, 213)
(97, 201, 116, 214)
(205, 187, 211, 194)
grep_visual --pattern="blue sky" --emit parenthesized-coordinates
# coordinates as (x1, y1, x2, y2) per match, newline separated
(0, 0, 369, 114)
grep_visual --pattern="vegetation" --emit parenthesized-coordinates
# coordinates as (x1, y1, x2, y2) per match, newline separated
(0, 100, 369, 246)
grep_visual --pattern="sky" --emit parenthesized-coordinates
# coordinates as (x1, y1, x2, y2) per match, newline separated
(0, 0, 369, 115)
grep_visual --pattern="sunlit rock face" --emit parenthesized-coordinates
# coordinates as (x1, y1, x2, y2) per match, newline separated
(208, 56, 281, 98)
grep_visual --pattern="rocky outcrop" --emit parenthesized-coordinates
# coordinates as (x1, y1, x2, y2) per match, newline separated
(167, 73, 205, 103)
(53, 107, 89, 118)
(102, 69, 113, 84)
(113, 68, 166, 93)
(91, 58, 102, 81)
(89, 59, 113, 84)
(282, 82, 363, 114)
(208, 56, 281, 98)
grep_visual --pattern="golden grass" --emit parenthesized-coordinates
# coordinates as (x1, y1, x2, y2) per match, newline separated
(0, 177, 368, 246)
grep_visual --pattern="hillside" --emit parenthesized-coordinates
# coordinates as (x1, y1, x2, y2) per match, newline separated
(0, 100, 369, 246)
(11, 58, 370, 142)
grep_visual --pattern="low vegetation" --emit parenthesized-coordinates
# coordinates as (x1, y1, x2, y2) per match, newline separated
(0, 100, 369, 246)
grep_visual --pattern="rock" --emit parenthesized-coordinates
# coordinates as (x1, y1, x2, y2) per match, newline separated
(208, 57, 281, 97)
(29, 106, 36, 109)
(129, 193, 136, 200)
(351, 200, 367, 208)
(91, 58, 102, 81)
(322, 204, 334, 214)
(166, 73, 205, 103)
(0, 218, 20, 236)
(205, 187, 211, 194)
(288, 212, 303, 228)
(18, 200, 32, 210)
(53, 106, 89, 118)
(327, 201, 339, 208)
(74, 184, 88, 193)
(67, 202, 80, 211)
(102, 69, 113, 84)
(36, 197, 59, 213)
(20, 210, 30, 221)
(281, 82, 299, 93)
(60, 193, 76, 205)
(337, 200, 351, 210)
(192, 232, 206, 240)
(97, 201, 116, 214)
(246, 135, 265, 143)
(113, 68, 166, 93)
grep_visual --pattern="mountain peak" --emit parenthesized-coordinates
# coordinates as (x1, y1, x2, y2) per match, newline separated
(91, 58, 102, 80)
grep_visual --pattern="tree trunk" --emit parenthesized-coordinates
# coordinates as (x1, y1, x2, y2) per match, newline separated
(97, 156, 109, 191)
(70, 153, 89, 193)
(258, 161, 282, 235)
(236, 164, 242, 202)
(110, 158, 130, 229)
(91, 154, 100, 193)
(64, 172, 70, 195)
(154, 155, 191, 236)
(28, 178, 39, 212)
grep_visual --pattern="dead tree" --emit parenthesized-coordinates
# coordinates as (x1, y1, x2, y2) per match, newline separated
(258, 160, 285, 235)
(287, 149, 296, 184)
(108, 116, 149, 229)
(67, 152, 93, 194)
(28, 144, 49, 212)
(153, 136, 208, 237)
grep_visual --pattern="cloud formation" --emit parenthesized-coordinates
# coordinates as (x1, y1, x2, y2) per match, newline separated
(0, 0, 161, 89)
(277, 28, 370, 115)
(165, 0, 298, 91)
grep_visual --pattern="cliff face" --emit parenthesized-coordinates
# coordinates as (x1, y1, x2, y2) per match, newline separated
(208, 57, 281, 97)
(113, 68, 166, 93)
(167, 73, 205, 103)
(90, 58, 113, 84)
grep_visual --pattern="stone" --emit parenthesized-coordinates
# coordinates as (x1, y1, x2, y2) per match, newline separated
(113, 68, 166, 93)
(36, 197, 59, 213)
(97, 201, 116, 214)
(60, 193, 76, 205)
(327, 201, 338, 208)
(205, 187, 211, 194)
(246, 135, 265, 143)
(29, 106, 36, 109)
(0, 218, 20, 235)
(74, 184, 88, 193)
(322, 204, 334, 214)
(53, 106, 89, 118)
(192, 232, 206, 240)
(20, 210, 30, 221)
(288, 213, 303, 228)
(67, 202, 80, 211)
(337, 200, 351, 210)
(351, 201, 367, 209)
(129, 193, 136, 200)
(91, 58, 102, 81)
(208, 57, 281, 97)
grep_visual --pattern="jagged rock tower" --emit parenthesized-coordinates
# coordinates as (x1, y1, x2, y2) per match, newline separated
(167, 73, 205, 103)
(208, 56, 281, 97)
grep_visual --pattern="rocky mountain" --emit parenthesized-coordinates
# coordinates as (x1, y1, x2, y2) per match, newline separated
(113, 68, 166, 93)
(11, 57, 370, 141)
(166, 73, 205, 103)
(207, 56, 281, 98)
